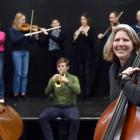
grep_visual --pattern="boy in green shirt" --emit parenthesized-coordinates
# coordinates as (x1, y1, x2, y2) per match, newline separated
(39, 57, 81, 140)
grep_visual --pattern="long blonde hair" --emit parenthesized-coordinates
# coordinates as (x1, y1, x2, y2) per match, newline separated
(12, 12, 25, 30)
(103, 24, 140, 62)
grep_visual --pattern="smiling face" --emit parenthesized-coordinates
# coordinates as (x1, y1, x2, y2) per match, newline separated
(113, 30, 134, 64)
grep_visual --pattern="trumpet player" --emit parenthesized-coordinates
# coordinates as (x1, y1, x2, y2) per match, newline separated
(39, 57, 81, 140)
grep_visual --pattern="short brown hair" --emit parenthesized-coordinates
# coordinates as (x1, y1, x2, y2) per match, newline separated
(56, 57, 69, 67)
(110, 11, 119, 17)
(50, 18, 60, 24)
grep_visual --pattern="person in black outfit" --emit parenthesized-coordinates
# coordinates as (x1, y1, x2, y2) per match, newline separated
(98, 11, 120, 40)
(40, 18, 65, 78)
(73, 13, 96, 99)
(132, 10, 140, 37)
(104, 24, 140, 105)
(96, 11, 120, 97)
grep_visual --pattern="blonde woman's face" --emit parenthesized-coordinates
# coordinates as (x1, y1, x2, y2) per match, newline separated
(17, 16, 26, 25)
(113, 30, 134, 63)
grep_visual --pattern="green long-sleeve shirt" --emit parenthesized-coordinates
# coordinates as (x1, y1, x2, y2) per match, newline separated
(45, 73, 81, 106)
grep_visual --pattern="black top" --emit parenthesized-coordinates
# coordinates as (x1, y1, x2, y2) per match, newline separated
(132, 24, 140, 34)
(73, 27, 95, 60)
(8, 27, 33, 51)
(109, 53, 140, 106)
(39, 29, 65, 52)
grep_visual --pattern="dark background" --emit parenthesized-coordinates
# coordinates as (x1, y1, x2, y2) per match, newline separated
(0, 0, 140, 97)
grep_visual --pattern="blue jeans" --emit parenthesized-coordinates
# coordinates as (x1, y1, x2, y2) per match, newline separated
(39, 106, 80, 140)
(12, 51, 29, 94)
(0, 53, 4, 98)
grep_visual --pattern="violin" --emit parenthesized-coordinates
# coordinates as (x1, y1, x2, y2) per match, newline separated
(98, 11, 123, 39)
(20, 23, 40, 33)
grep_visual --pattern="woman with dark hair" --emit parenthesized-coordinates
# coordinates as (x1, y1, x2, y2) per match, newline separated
(73, 13, 96, 99)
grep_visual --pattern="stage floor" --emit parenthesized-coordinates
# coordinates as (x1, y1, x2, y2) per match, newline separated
(4, 96, 110, 140)
(5, 96, 110, 120)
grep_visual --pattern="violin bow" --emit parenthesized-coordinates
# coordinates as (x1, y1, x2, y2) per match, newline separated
(103, 11, 123, 37)
(117, 11, 123, 20)
(29, 9, 34, 34)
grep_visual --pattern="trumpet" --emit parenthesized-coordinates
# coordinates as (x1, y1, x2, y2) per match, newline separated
(54, 72, 65, 88)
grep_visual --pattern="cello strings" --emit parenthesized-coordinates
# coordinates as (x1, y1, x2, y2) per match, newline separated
(103, 50, 140, 140)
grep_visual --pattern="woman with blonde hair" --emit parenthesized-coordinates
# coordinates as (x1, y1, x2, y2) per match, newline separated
(104, 24, 140, 105)
(9, 12, 36, 101)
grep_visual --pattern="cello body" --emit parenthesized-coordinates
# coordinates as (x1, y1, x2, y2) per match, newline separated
(0, 104, 23, 140)
(93, 100, 140, 140)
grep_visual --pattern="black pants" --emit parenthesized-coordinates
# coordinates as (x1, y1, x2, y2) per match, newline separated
(46, 50, 61, 78)
(39, 106, 80, 140)
(77, 57, 93, 98)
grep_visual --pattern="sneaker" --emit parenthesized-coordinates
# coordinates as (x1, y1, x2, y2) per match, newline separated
(0, 98, 4, 104)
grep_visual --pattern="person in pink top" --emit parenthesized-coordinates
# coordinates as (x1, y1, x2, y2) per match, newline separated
(0, 31, 6, 103)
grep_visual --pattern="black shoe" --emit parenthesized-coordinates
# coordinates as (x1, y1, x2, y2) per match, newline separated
(21, 95, 30, 101)
(13, 95, 22, 101)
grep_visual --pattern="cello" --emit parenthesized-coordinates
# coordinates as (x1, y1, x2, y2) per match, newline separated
(0, 103, 23, 140)
(94, 27, 140, 140)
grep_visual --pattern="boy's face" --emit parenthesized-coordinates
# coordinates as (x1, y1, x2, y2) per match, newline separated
(51, 20, 60, 28)
(57, 62, 69, 74)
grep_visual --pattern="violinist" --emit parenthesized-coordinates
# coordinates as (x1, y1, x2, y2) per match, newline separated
(132, 10, 140, 37)
(104, 24, 140, 105)
(0, 26, 6, 103)
(73, 13, 96, 100)
(98, 11, 120, 40)
(8, 12, 38, 101)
